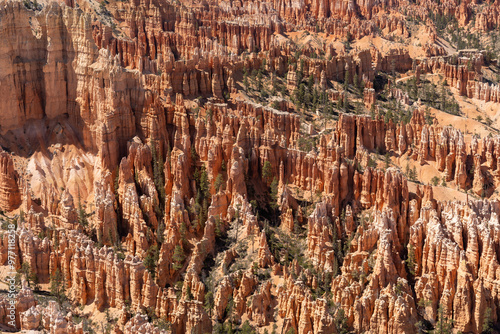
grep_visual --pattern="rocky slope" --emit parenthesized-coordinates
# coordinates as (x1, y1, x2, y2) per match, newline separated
(0, 0, 499, 333)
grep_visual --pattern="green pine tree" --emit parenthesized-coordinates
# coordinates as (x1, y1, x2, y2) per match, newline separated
(50, 268, 67, 306)
(172, 244, 186, 270)
(143, 245, 159, 279)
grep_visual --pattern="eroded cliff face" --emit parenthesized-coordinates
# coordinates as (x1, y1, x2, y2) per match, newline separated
(0, 148, 21, 212)
(0, 0, 499, 333)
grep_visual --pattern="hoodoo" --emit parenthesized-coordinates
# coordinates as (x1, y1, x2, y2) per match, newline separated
(0, 0, 499, 333)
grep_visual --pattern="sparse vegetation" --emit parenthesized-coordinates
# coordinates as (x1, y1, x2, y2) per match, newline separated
(50, 269, 67, 307)
(172, 244, 186, 270)
(144, 245, 159, 278)
(5, 2, 500, 333)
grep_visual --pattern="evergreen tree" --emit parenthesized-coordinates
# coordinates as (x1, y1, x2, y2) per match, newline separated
(370, 102, 376, 119)
(204, 290, 214, 317)
(192, 145, 210, 227)
(425, 107, 433, 125)
(344, 32, 352, 52)
(172, 244, 186, 270)
(18, 262, 38, 289)
(367, 156, 377, 169)
(262, 161, 273, 185)
(482, 307, 493, 334)
(151, 142, 166, 219)
(411, 166, 417, 182)
(234, 205, 241, 244)
(358, 79, 365, 96)
(432, 306, 453, 334)
(50, 268, 66, 306)
(77, 190, 91, 228)
(308, 75, 314, 91)
(270, 177, 279, 210)
(431, 176, 440, 186)
(157, 221, 165, 244)
(226, 295, 234, 324)
(440, 84, 447, 112)
(384, 153, 391, 170)
(257, 71, 263, 91)
(199, 168, 209, 198)
(294, 84, 306, 107)
(429, 84, 437, 107)
(144, 245, 159, 279)
(215, 174, 224, 192)
(410, 77, 418, 100)
(406, 244, 416, 277)
(240, 321, 257, 334)
(244, 73, 249, 90)
(343, 94, 349, 112)
(353, 72, 359, 95)
(334, 308, 349, 334)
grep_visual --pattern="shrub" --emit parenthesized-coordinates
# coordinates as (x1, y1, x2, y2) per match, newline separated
(431, 176, 440, 186)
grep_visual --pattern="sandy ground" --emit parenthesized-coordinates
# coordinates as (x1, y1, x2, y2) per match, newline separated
(0, 266, 14, 290)
(384, 150, 470, 202)
(407, 181, 468, 202)
(422, 73, 500, 138)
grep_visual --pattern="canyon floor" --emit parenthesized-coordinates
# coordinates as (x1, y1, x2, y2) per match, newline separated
(0, 0, 500, 333)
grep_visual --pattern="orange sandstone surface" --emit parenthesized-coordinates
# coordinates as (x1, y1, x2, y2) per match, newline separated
(0, 0, 499, 333)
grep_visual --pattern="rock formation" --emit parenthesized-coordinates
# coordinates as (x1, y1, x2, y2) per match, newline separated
(0, 0, 498, 333)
